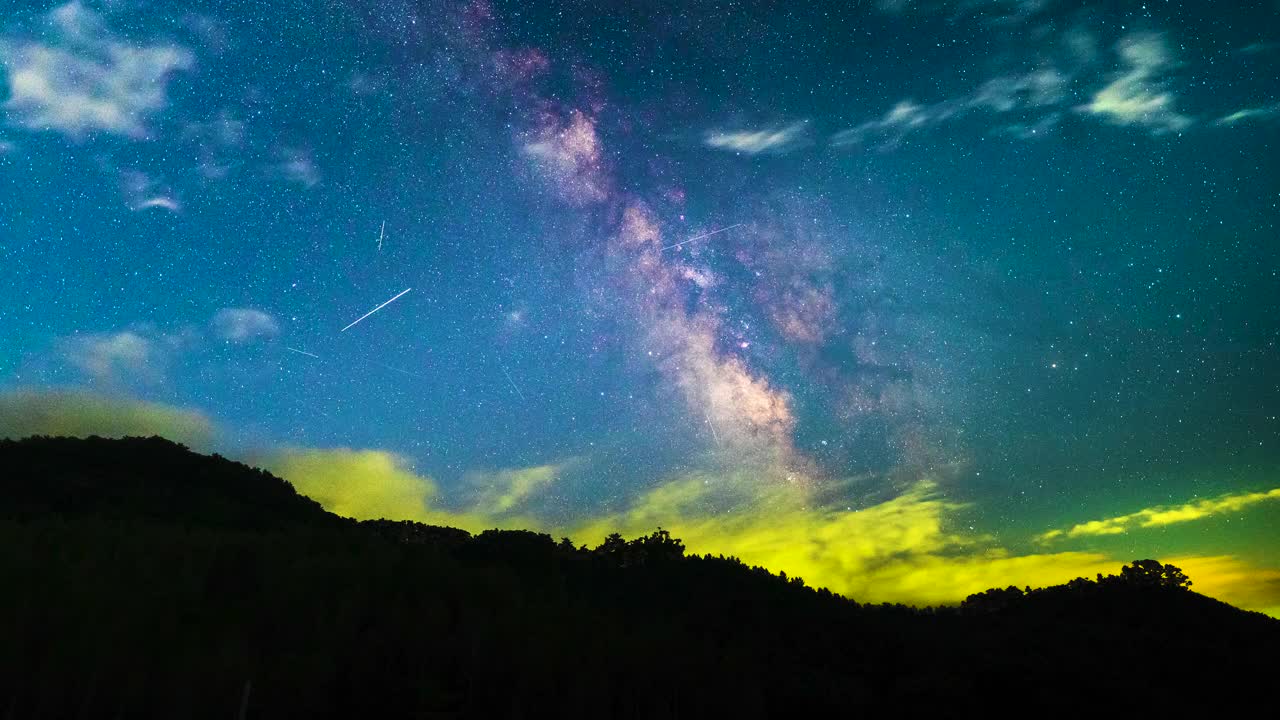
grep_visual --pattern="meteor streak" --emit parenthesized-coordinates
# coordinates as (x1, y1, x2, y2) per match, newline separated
(341, 288, 412, 332)
(705, 411, 722, 447)
(369, 359, 426, 379)
(500, 365, 527, 402)
(661, 223, 743, 251)
(377, 221, 385, 252)
(285, 344, 422, 379)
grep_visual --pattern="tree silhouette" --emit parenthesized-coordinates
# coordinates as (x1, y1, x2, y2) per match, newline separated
(1117, 559, 1193, 589)
(960, 585, 1025, 613)
(631, 527, 685, 563)
(595, 531, 628, 562)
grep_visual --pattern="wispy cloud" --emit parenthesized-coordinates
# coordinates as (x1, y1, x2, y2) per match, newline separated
(1238, 41, 1277, 55)
(1036, 487, 1280, 543)
(832, 100, 959, 148)
(463, 464, 566, 516)
(703, 122, 809, 155)
(970, 69, 1068, 112)
(835, 32, 1197, 147)
(185, 110, 246, 179)
(876, 0, 1052, 24)
(276, 148, 321, 187)
(210, 308, 280, 344)
(1079, 32, 1192, 134)
(120, 170, 180, 213)
(1215, 102, 1280, 126)
(997, 111, 1062, 139)
(0, 1, 193, 139)
(833, 68, 1066, 148)
(133, 197, 181, 212)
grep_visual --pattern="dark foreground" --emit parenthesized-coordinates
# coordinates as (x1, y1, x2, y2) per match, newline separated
(1, 436, 1275, 718)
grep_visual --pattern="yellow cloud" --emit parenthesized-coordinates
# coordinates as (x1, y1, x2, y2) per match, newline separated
(567, 478, 1098, 605)
(264, 447, 470, 526)
(854, 550, 1118, 605)
(1169, 555, 1280, 619)
(1035, 487, 1280, 542)
(565, 476, 1280, 616)
(263, 448, 559, 533)
(0, 389, 213, 448)
(4, 390, 1278, 618)
(1144, 489, 1280, 526)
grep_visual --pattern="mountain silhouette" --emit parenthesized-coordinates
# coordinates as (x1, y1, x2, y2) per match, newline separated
(1, 435, 1275, 717)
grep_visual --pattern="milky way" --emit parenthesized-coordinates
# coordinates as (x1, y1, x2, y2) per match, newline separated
(1, 0, 1278, 614)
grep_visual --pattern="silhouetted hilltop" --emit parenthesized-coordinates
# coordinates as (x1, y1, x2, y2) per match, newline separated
(1, 435, 334, 529)
(0, 436, 1275, 718)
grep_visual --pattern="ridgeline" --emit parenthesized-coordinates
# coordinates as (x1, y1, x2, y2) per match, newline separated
(1, 436, 1275, 717)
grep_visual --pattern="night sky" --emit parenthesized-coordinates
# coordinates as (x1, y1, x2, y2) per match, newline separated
(2, 0, 1278, 614)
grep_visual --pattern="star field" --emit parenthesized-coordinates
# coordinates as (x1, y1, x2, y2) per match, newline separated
(1, 0, 1278, 612)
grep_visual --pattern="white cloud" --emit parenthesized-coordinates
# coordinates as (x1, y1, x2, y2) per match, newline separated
(277, 148, 320, 187)
(62, 331, 153, 380)
(0, 1, 193, 139)
(55, 310, 274, 384)
(211, 308, 279, 343)
(1215, 102, 1280, 126)
(703, 121, 808, 155)
(57, 328, 193, 385)
(1080, 33, 1192, 134)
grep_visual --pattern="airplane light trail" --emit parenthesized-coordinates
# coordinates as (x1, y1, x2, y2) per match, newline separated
(285, 347, 322, 359)
(661, 223, 743, 251)
(341, 288, 412, 332)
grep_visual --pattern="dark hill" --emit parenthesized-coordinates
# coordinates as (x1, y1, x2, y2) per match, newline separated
(0, 436, 1276, 718)
(1, 435, 333, 529)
